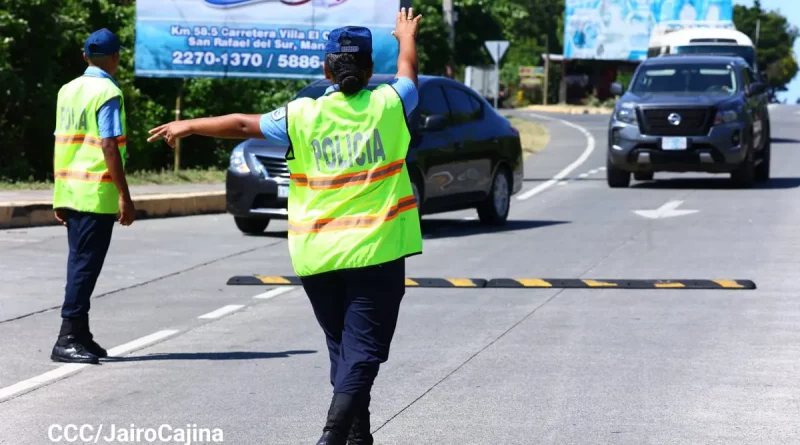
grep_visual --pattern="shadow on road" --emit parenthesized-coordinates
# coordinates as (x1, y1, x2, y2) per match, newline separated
(421, 219, 569, 239)
(104, 350, 316, 362)
(523, 177, 605, 182)
(247, 230, 288, 238)
(771, 137, 800, 144)
(632, 177, 800, 190)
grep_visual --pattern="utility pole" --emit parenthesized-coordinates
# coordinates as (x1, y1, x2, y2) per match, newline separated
(443, 0, 456, 69)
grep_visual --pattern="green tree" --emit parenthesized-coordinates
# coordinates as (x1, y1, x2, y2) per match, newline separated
(734, 2, 799, 91)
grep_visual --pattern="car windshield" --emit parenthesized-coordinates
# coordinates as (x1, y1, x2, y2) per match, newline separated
(630, 63, 739, 95)
(673, 45, 755, 67)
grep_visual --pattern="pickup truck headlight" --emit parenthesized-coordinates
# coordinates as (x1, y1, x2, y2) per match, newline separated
(714, 110, 739, 125)
(615, 107, 637, 124)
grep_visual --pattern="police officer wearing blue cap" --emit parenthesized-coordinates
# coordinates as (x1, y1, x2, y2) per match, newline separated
(50, 28, 135, 364)
(148, 8, 424, 444)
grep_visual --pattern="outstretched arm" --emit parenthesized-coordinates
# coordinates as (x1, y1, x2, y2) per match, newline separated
(147, 114, 263, 147)
(392, 7, 422, 87)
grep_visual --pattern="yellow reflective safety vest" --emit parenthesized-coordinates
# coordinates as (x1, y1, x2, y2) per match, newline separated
(285, 84, 423, 277)
(53, 75, 127, 214)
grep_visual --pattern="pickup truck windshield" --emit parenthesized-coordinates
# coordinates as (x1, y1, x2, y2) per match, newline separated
(673, 44, 755, 67)
(631, 63, 739, 95)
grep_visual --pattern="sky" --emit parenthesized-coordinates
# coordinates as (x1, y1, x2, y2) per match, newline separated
(735, 0, 800, 102)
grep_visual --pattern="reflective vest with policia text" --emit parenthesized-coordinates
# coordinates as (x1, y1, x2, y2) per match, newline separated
(53, 75, 127, 214)
(285, 84, 423, 277)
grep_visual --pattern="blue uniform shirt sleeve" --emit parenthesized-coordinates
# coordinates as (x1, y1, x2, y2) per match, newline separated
(97, 97, 123, 139)
(388, 77, 419, 117)
(259, 107, 290, 145)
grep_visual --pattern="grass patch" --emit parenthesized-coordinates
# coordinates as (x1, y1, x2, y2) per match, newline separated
(509, 117, 550, 157)
(0, 168, 226, 191)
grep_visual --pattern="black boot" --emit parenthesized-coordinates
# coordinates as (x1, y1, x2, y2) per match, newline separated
(316, 393, 357, 445)
(80, 318, 107, 358)
(51, 320, 99, 364)
(347, 394, 373, 445)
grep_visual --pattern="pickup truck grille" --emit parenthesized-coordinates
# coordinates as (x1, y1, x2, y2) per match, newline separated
(255, 155, 290, 179)
(639, 107, 715, 137)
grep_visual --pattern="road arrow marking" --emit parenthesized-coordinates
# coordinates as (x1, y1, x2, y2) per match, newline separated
(633, 200, 699, 219)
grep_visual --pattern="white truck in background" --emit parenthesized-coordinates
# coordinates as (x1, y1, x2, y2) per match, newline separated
(647, 20, 758, 71)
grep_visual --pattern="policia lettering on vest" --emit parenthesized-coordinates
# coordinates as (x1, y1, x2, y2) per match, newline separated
(312, 129, 387, 171)
(50, 29, 136, 365)
(148, 8, 424, 445)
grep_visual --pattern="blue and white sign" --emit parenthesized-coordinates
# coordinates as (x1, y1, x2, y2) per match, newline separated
(563, 0, 733, 61)
(135, 0, 401, 79)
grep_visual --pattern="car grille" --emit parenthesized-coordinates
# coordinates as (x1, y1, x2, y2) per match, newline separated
(638, 107, 715, 137)
(255, 155, 289, 179)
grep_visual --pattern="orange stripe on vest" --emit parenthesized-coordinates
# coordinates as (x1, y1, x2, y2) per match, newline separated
(288, 195, 417, 234)
(54, 169, 113, 183)
(290, 159, 405, 189)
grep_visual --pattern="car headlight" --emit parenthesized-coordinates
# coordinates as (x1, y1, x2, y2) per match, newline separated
(714, 110, 739, 125)
(229, 146, 251, 174)
(615, 107, 637, 124)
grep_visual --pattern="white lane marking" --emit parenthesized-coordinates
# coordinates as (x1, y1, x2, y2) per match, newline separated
(599, 167, 607, 171)
(197, 305, 245, 319)
(106, 329, 180, 356)
(578, 173, 589, 179)
(633, 200, 699, 219)
(461, 216, 478, 221)
(517, 113, 596, 200)
(557, 181, 569, 186)
(253, 286, 296, 300)
(588, 169, 599, 175)
(0, 329, 178, 402)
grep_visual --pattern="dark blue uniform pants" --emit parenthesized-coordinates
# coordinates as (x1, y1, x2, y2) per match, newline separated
(300, 257, 406, 397)
(61, 210, 115, 320)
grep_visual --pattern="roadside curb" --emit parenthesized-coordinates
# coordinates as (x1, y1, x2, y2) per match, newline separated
(0, 191, 227, 229)
(523, 105, 613, 115)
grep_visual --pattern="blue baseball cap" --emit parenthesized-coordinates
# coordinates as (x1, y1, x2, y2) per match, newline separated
(84, 28, 124, 57)
(325, 26, 372, 55)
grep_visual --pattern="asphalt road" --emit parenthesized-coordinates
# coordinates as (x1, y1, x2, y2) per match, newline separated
(2, 105, 800, 444)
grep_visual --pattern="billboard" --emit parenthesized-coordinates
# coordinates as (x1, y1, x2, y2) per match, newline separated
(135, 0, 401, 79)
(563, 0, 734, 61)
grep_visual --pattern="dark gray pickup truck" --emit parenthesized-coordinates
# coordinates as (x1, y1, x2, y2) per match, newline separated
(606, 54, 770, 188)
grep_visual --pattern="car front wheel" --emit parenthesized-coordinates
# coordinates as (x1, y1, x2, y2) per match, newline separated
(477, 167, 511, 226)
(234, 217, 269, 235)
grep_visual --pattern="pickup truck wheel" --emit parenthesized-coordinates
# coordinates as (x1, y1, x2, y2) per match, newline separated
(731, 147, 755, 188)
(234, 217, 269, 235)
(606, 157, 631, 188)
(754, 126, 771, 183)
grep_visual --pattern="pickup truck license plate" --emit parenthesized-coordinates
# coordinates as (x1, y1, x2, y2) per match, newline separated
(278, 185, 289, 198)
(661, 137, 687, 150)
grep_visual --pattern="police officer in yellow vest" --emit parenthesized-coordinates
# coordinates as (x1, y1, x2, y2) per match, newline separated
(51, 28, 135, 364)
(148, 9, 423, 445)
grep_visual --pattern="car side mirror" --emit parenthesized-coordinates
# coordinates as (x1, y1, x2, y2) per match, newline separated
(420, 114, 447, 132)
(610, 82, 624, 96)
(748, 82, 766, 97)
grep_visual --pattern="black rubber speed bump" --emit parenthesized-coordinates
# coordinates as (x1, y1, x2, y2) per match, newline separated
(227, 276, 302, 286)
(227, 276, 756, 290)
(404, 278, 487, 288)
(485, 278, 756, 290)
(226, 276, 487, 288)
